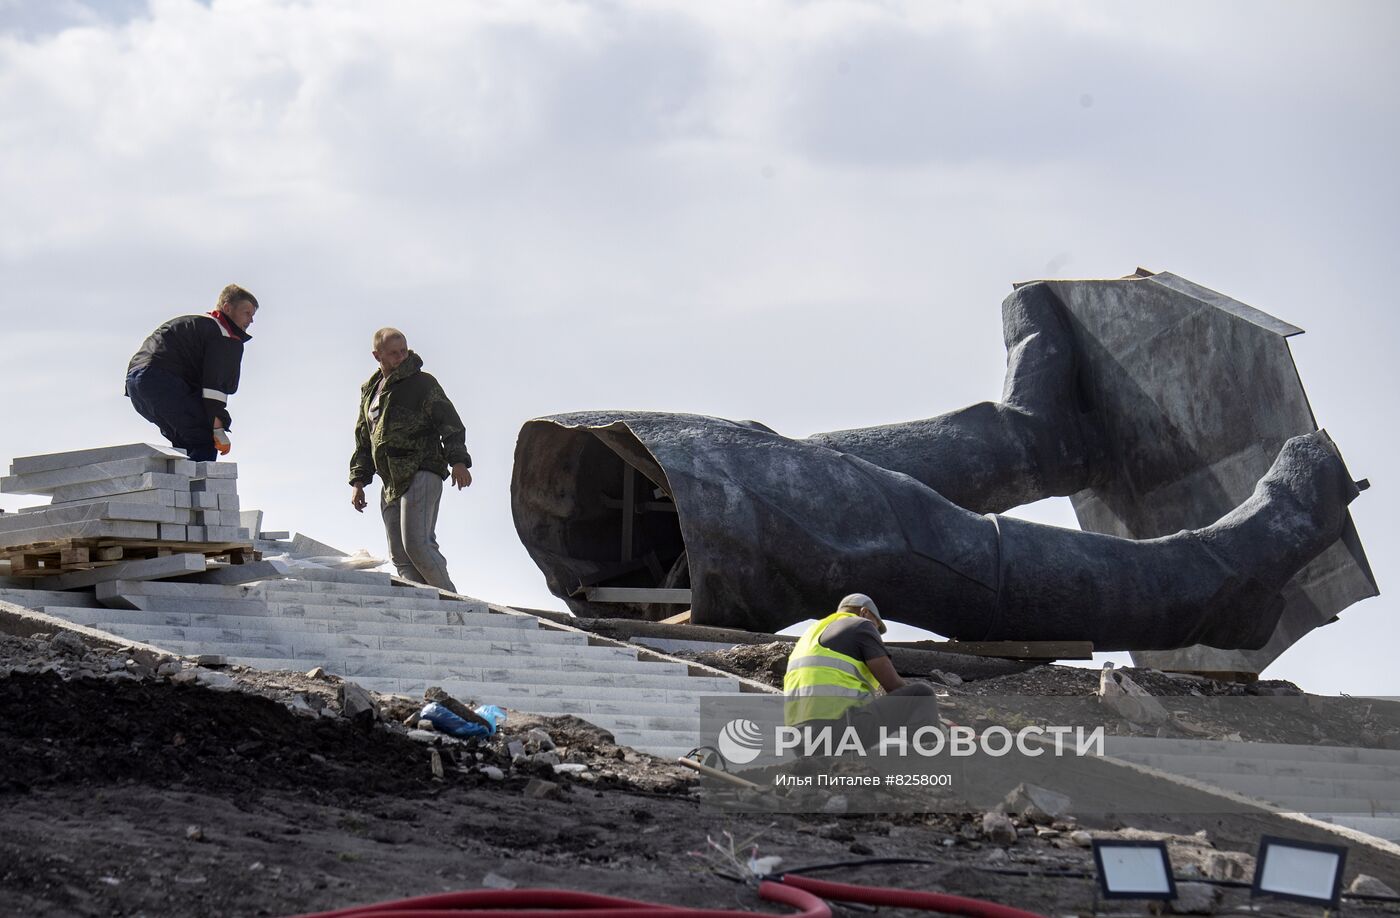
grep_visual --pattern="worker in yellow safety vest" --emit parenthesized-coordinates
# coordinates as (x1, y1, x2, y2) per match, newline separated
(783, 593, 939, 730)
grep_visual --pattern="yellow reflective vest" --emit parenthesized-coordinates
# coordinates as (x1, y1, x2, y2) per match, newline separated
(783, 612, 882, 726)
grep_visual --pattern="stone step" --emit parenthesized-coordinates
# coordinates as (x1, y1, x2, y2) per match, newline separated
(95, 623, 599, 657)
(1110, 752, 1400, 785)
(383, 677, 733, 699)
(105, 589, 476, 616)
(286, 567, 397, 587)
(1309, 815, 1400, 843)
(261, 592, 490, 613)
(245, 579, 439, 599)
(109, 596, 511, 626)
(178, 563, 396, 588)
(49, 607, 562, 640)
(1148, 769, 1400, 806)
(251, 667, 736, 701)
(133, 637, 642, 665)
(0, 590, 103, 609)
(1104, 736, 1400, 768)
(1261, 795, 1400, 815)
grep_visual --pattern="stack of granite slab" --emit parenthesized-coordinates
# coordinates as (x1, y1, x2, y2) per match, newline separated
(0, 443, 245, 547)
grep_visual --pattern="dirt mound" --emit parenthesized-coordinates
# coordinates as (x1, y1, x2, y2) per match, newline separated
(673, 641, 789, 687)
(1, 670, 440, 798)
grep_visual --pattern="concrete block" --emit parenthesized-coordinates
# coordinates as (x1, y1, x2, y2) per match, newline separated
(192, 492, 221, 509)
(258, 530, 290, 540)
(46, 473, 193, 503)
(237, 528, 251, 540)
(194, 461, 238, 479)
(289, 533, 347, 558)
(20, 489, 180, 513)
(192, 510, 240, 529)
(190, 478, 237, 495)
(160, 524, 187, 541)
(185, 525, 207, 541)
(0, 519, 160, 548)
(174, 491, 191, 509)
(239, 510, 263, 535)
(10, 443, 188, 476)
(218, 494, 240, 512)
(205, 525, 240, 541)
(50, 552, 207, 590)
(1, 457, 187, 495)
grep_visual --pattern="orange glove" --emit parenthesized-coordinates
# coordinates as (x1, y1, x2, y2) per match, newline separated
(212, 429, 232, 455)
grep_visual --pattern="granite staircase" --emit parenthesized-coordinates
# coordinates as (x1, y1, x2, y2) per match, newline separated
(1104, 735, 1400, 842)
(2, 568, 761, 759)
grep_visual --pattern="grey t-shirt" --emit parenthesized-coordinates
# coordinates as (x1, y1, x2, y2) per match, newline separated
(818, 616, 888, 665)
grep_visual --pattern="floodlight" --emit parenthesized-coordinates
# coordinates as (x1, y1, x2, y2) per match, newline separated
(1091, 839, 1176, 900)
(1252, 835, 1347, 908)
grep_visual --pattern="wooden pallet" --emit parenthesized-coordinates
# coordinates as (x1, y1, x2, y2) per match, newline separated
(0, 537, 260, 576)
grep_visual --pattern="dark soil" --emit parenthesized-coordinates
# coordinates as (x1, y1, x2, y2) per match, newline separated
(4, 633, 1400, 917)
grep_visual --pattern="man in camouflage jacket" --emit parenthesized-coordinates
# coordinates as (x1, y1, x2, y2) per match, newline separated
(349, 327, 472, 591)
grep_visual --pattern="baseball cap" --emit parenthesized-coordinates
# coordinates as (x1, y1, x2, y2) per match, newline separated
(837, 592, 886, 634)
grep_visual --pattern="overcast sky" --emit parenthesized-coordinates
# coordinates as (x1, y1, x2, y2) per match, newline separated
(1, 0, 1395, 695)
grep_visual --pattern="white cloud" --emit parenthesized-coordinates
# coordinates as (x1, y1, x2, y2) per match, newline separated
(0, 0, 1395, 694)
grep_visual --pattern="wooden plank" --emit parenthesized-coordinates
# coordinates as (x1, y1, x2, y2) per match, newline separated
(59, 547, 89, 566)
(583, 587, 692, 605)
(659, 609, 691, 625)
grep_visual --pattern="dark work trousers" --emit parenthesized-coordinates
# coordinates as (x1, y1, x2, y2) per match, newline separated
(841, 682, 942, 749)
(125, 365, 217, 462)
(380, 470, 457, 592)
(795, 682, 941, 748)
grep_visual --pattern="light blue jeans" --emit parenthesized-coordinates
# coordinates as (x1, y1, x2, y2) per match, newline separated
(381, 470, 456, 591)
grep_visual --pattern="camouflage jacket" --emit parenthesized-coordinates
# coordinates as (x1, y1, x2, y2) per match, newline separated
(349, 351, 471, 504)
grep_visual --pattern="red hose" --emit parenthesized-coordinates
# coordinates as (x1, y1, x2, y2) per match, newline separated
(288, 880, 829, 918)
(779, 873, 1048, 918)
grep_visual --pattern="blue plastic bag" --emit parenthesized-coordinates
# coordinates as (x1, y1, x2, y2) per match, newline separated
(419, 702, 506, 739)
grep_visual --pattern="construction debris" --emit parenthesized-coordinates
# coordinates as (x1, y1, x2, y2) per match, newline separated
(1097, 663, 1172, 725)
